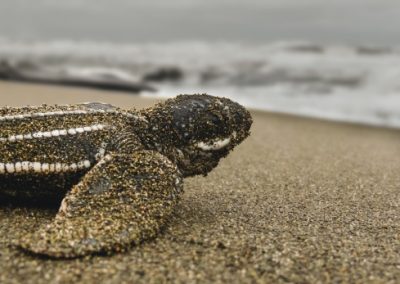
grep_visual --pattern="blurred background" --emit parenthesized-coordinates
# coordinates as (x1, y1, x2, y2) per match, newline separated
(0, 0, 399, 127)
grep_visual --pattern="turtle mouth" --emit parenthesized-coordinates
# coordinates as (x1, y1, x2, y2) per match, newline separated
(195, 131, 236, 151)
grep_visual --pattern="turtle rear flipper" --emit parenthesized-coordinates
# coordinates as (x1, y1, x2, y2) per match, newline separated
(18, 150, 182, 258)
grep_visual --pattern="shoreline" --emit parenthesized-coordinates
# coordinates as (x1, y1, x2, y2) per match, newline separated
(1, 80, 399, 132)
(0, 81, 400, 283)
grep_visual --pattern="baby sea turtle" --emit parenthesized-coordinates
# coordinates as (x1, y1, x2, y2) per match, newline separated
(0, 94, 252, 258)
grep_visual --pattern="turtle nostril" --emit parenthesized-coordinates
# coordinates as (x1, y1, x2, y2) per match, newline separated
(208, 113, 223, 127)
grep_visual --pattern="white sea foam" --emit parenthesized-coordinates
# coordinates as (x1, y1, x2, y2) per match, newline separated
(0, 38, 399, 128)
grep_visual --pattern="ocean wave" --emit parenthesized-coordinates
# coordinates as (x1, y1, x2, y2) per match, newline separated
(0, 38, 399, 128)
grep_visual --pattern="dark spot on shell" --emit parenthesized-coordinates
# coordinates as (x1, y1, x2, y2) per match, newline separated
(88, 176, 111, 194)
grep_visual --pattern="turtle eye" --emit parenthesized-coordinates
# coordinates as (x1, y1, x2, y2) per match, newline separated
(210, 114, 222, 125)
(183, 131, 192, 141)
(206, 113, 222, 127)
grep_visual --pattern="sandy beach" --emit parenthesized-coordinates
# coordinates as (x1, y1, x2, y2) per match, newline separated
(0, 81, 400, 283)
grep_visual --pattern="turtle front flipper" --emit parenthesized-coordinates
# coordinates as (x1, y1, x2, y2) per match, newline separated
(18, 150, 183, 258)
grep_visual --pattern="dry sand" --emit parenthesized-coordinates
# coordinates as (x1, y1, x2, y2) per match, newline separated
(0, 81, 400, 283)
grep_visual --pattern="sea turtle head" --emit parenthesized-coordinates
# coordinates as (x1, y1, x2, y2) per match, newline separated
(139, 94, 252, 177)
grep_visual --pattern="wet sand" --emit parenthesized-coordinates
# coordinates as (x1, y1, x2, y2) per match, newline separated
(0, 81, 400, 283)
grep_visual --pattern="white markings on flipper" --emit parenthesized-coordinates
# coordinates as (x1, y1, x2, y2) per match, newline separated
(0, 160, 92, 174)
(0, 124, 108, 143)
